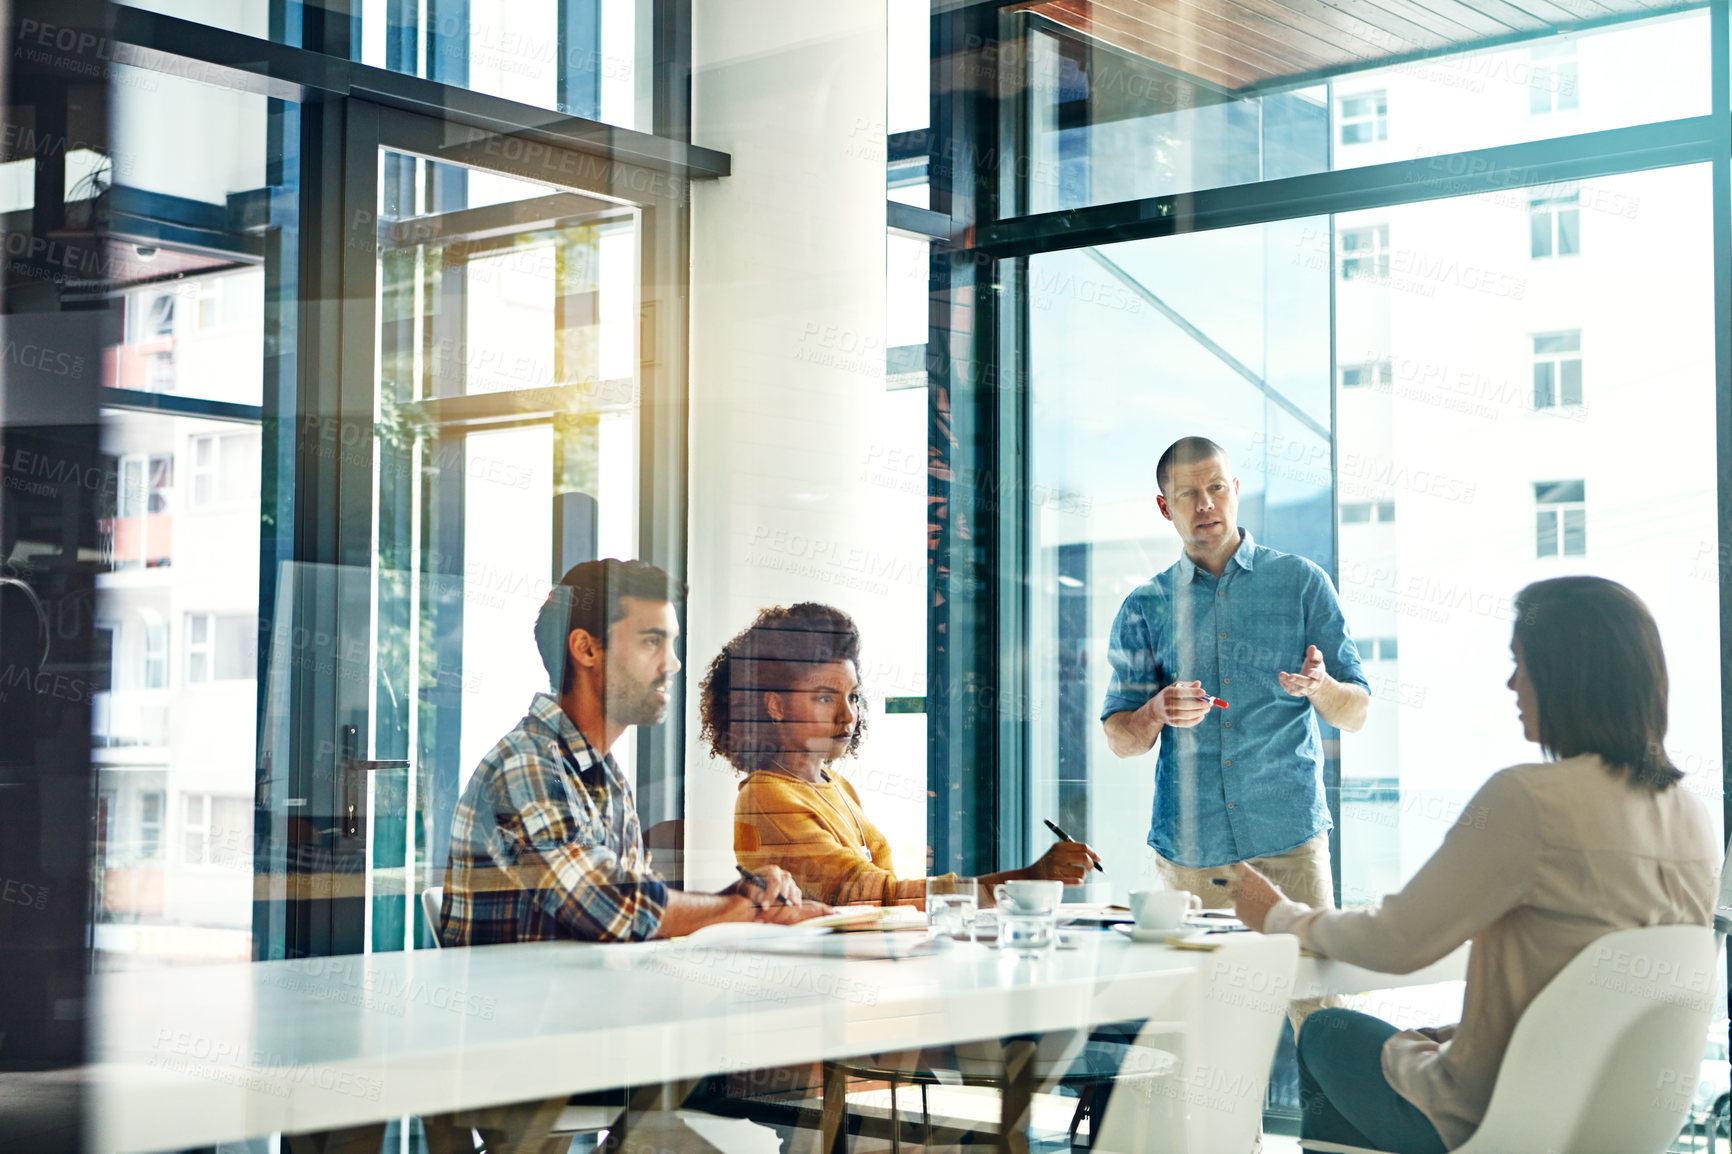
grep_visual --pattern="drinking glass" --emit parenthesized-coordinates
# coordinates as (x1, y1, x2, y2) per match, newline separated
(997, 909, 1056, 953)
(927, 876, 981, 940)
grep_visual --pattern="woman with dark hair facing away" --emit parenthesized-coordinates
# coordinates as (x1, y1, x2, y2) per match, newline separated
(701, 602, 1099, 906)
(1227, 576, 1718, 1153)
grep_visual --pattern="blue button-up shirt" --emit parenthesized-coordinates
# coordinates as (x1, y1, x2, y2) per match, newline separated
(1100, 530, 1367, 869)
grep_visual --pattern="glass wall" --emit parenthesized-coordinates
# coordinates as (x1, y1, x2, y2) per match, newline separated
(93, 66, 278, 969)
(118, 0, 658, 128)
(1331, 165, 1722, 900)
(1025, 218, 1333, 900)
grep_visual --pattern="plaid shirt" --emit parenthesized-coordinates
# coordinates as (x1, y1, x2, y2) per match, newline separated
(440, 693, 668, 944)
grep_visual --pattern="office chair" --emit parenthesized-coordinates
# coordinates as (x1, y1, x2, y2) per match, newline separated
(1298, 924, 1717, 1154)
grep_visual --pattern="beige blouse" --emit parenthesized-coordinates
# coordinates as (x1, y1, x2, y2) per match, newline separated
(1266, 754, 1717, 1150)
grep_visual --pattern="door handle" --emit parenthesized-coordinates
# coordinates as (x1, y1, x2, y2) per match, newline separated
(338, 724, 410, 839)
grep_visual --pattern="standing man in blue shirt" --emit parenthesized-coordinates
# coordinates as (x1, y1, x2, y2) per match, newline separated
(1101, 436, 1369, 920)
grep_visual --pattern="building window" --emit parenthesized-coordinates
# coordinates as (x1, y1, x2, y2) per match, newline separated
(1529, 186, 1580, 258)
(1341, 501, 1396, 524)
(142, 616, 168, 690)
(1535, 480, 1586, 557)
(1529, 40, 1580, 115)
(117, 454, 172, 518)
(1339, 225, 1390, 281)
(182, 794, 212, 865)
(1339, 359, 1392, 389)
(139, 791, 164, 860)
(183, 794, 251, 867)
(1362, 637, 1399, 661)
(1339, 91, 1388, 145)
(1532, 331, 1583, 408)
(185, 613, 256, 684)
(188, 432, 256, 509)
(140, 292, 175, 339)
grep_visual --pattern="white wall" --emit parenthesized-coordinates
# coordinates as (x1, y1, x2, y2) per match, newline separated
(686, 1, 901, 890)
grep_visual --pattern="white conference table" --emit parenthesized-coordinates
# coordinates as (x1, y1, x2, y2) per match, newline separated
(89, 930, 1468, 1154)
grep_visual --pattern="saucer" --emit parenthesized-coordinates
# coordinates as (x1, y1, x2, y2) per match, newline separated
(1112, 923, 1182, 943)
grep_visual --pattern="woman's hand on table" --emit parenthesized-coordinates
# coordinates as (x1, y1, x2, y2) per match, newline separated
(1226, 863, 1285, 933)
(1026, 840, 1102, 883)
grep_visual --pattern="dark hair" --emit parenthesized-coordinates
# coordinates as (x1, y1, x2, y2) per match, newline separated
(534, 559, 685, 694)
(698, 602, 868, 773)
(1156, 436, 1228, 494)
(1512, 576, 1681, 790)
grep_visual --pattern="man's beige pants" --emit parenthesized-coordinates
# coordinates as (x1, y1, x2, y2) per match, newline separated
(1149, 831, 1338, 1034)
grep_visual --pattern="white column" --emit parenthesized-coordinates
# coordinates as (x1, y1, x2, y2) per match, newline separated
(686, 1, 906, 890)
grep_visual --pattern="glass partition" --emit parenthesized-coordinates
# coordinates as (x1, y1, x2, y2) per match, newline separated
(1024, 216, 1333, 903)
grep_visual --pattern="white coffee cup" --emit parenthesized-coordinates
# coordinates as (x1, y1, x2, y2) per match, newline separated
(994, 878, 1063, 914)
(1129, 888, 1202, 933)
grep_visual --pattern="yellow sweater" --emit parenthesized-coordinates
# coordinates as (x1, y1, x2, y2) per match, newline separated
(735, 769, 928, 906)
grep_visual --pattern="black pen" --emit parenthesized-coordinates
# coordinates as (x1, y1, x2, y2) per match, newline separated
(1042, 818, 1105, 872)
(736, 865, 792, 906)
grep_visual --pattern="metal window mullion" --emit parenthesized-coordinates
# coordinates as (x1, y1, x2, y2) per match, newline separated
(975, 116, 1721, 259)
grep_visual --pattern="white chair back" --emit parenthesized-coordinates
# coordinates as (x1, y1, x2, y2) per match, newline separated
(421, 885, 444, 948)
(1093, 932, 1299, 1154)
(1461, 923, 1716, 1154)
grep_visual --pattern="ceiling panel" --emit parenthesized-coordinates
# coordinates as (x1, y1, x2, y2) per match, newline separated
(1018, 0, 1686, 91)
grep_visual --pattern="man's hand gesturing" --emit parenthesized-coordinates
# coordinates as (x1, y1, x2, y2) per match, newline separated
(1278, 645, 1329, 698)
(1148, 680, 1211, 729)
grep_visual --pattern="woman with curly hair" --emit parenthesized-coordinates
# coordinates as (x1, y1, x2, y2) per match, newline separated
(700, 602, 1098, 906)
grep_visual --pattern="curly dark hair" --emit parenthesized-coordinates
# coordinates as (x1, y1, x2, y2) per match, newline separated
(698, 602, 869, 773)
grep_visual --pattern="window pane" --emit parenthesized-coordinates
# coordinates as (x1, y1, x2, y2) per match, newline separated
(214, 616, 256, 681)
(1560, 360, 1583, 406)
(1530, 212, 1552, 258)
(1563, 508, 1587, 555)
(1026, 214, 1331, 916)
(119, 459, 145, 518)
(1536, 480, 1586, 504)
(1375, 502, 1396, 522)
(1533, 362, 1555, 407)
(217, 434, 257, 504)
(1536, 509, 1559, 557)
(1557, 209, 1580, 256)
(1557, 61, 1581, 112)
(1342, 503, 1371, 523)
(1529, 64, 1554, 115)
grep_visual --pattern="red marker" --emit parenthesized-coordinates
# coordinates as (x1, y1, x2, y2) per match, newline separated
(1199, 693, 1229, 710)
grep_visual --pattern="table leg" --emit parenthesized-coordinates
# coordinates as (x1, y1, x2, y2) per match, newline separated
(283, 1123, 387, 1154)
(819, 1061, 849, 1154)
(998, 1039, 1037, 1154)
(889, 1074, 901, 1154)
(601, 1082, 671, 1154)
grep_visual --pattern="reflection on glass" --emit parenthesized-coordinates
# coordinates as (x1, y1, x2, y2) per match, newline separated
(93, 67, 275, 969)
(95, 404, 262, 969)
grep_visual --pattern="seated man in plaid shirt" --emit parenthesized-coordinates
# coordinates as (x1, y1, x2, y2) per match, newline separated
(441, 558, 828, 944)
